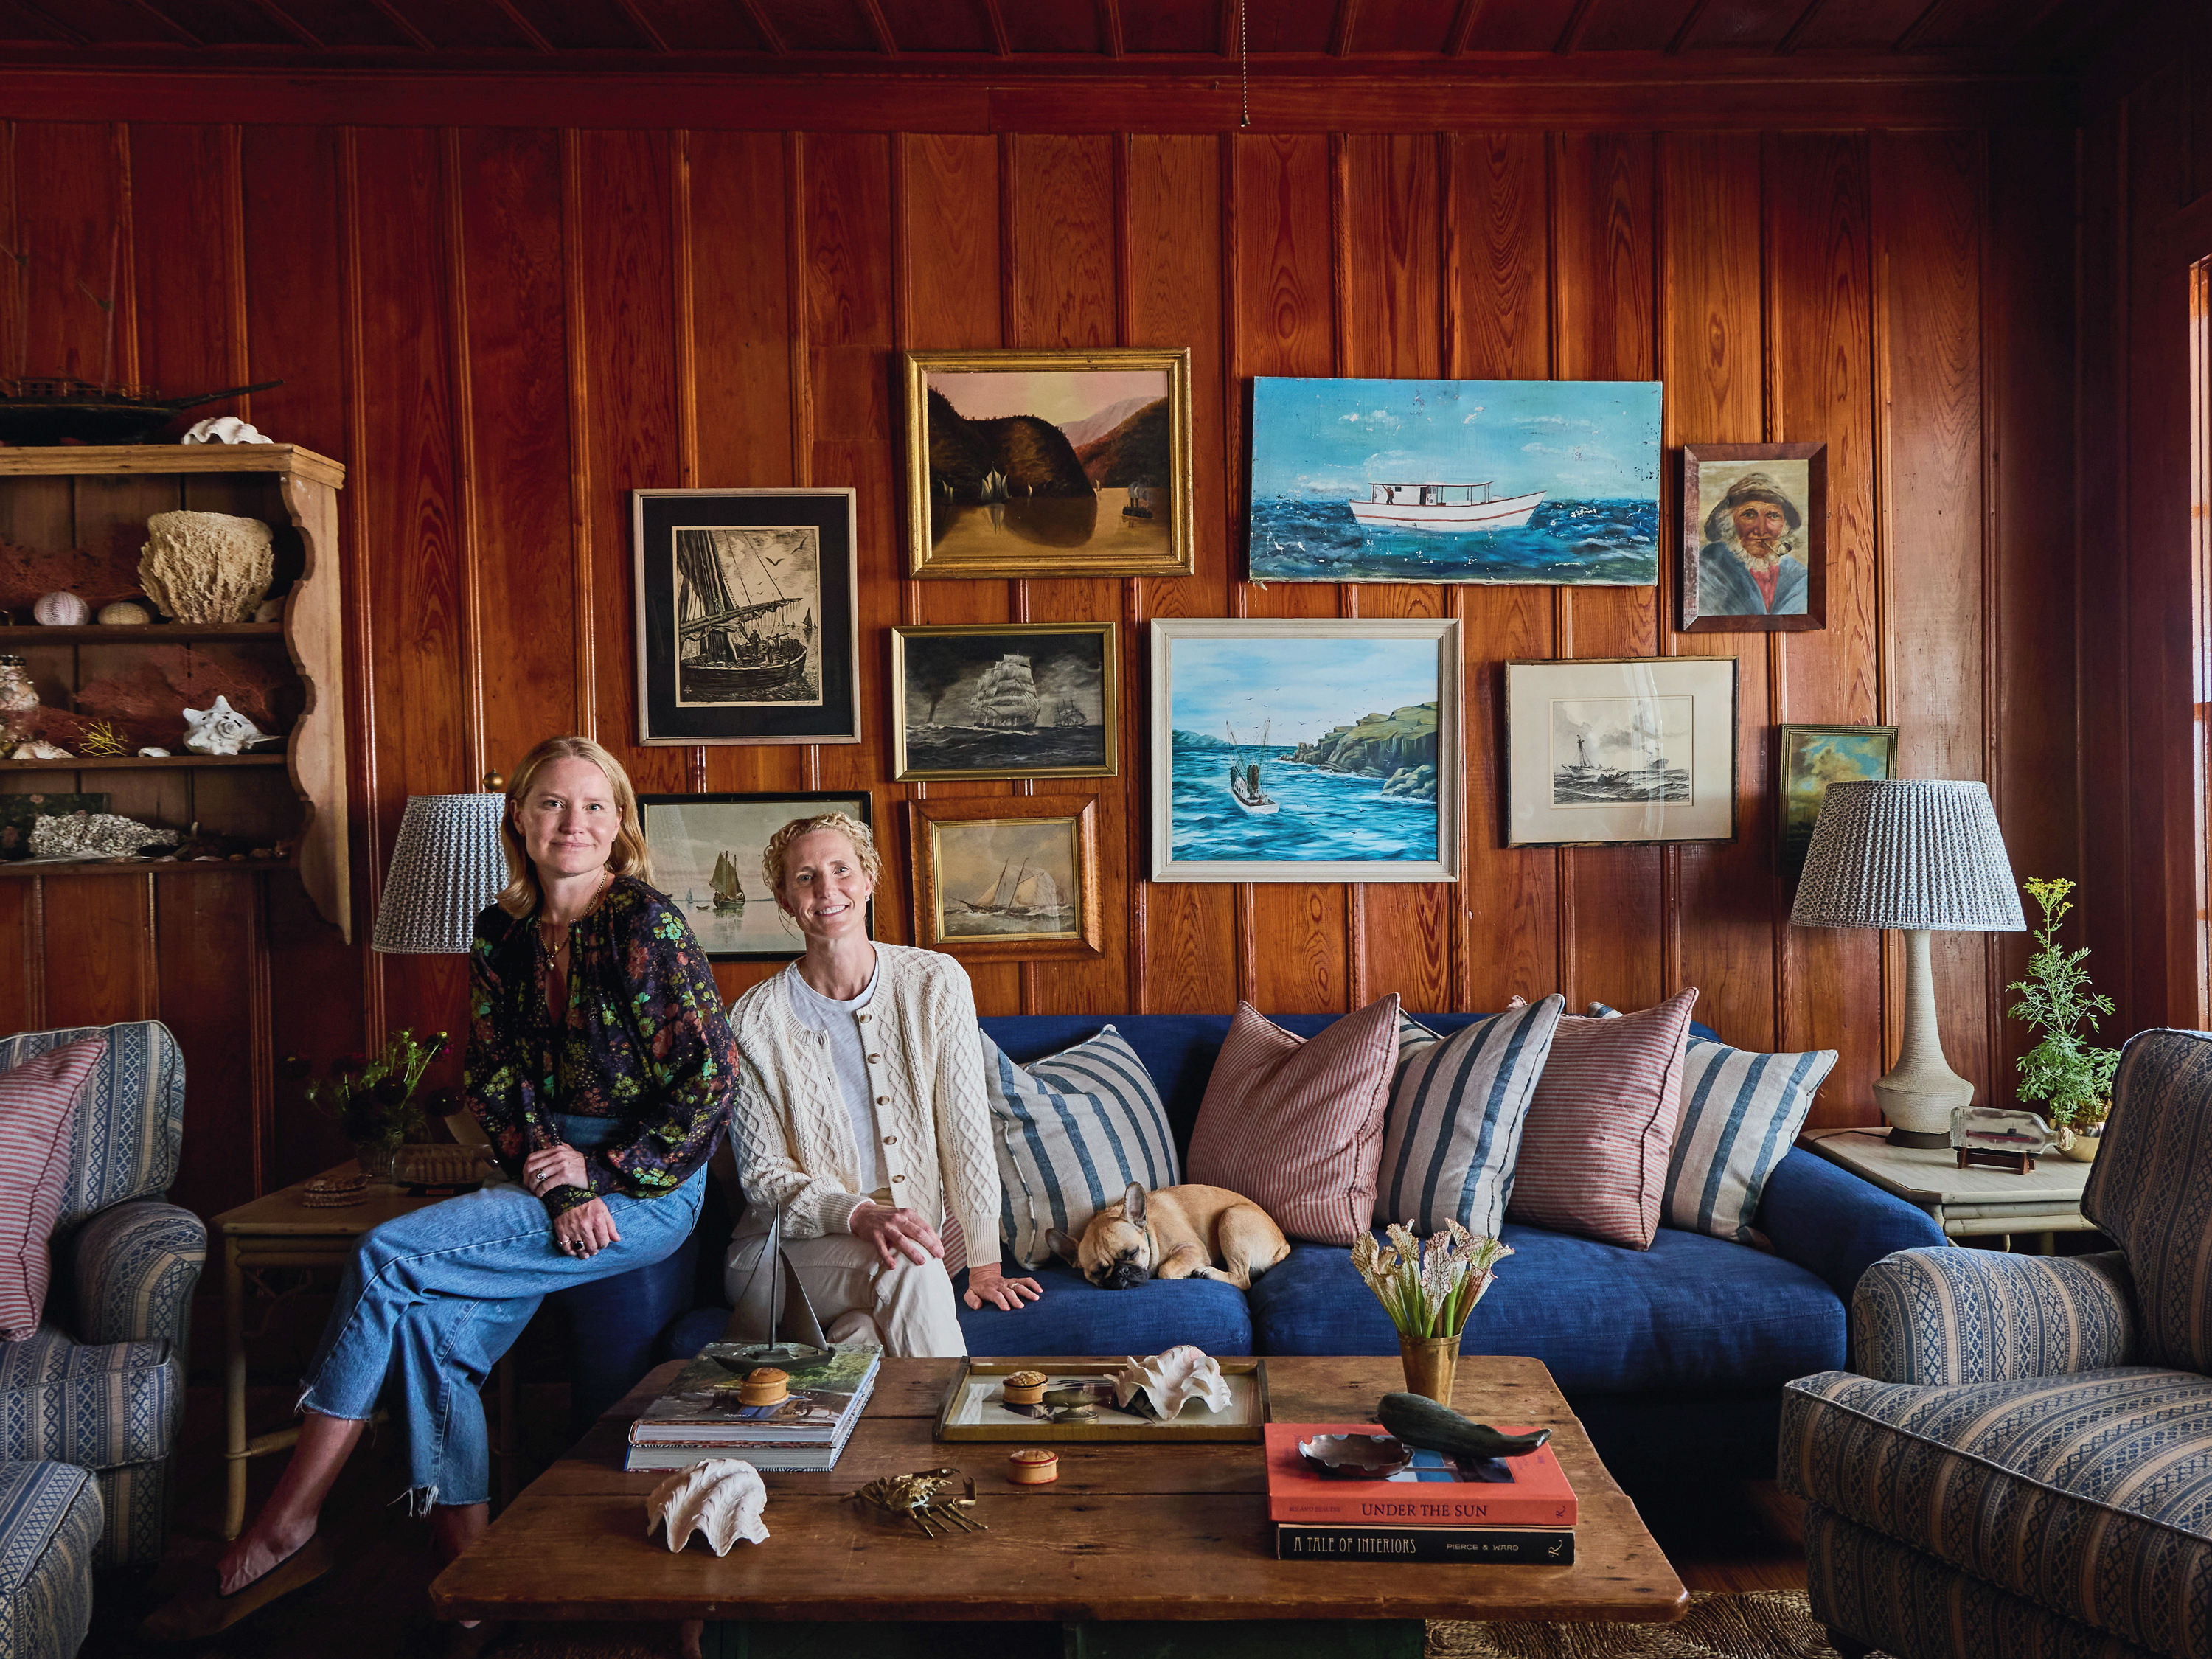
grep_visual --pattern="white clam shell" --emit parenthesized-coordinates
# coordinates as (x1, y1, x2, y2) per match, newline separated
(182, 415, 271, 445)
(646, 1458, 768, 1555)
(1111, 1344, 1232, 1418)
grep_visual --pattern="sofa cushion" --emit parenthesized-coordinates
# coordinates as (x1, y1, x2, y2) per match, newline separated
(1248, 1222, 1845, 1392)
(0, 1327, 181, 1468)
(953, 1262, 1254, 1358)
(0, 1458, 100, 1659)
(0, 1036, 105, 1340)
(1783, 1365, 2212, 1659)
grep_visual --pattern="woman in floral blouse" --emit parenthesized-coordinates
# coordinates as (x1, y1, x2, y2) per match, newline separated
(175, 736, 736, 1649)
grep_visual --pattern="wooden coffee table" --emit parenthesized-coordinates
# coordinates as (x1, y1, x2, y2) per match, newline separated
(432, 1354, 1686, 1658)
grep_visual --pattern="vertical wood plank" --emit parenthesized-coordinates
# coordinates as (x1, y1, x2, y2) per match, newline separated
(39, 876, 151, 1028)
(156, 874, 261, 1220)
(12, 124, 128, 387)
(128, 125, 245, 420)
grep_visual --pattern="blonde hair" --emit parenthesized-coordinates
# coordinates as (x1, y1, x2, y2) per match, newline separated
(496, 736, 653, 917)
(760, 812, 880, 900)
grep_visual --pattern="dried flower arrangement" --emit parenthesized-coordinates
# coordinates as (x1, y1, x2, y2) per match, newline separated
(1350, 1222, 1512, 1342)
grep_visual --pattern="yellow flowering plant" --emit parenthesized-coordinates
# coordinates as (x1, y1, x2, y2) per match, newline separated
(1350, 1221, 1512, 1341)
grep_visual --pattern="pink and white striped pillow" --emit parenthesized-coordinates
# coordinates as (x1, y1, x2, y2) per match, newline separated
(0, 1034, 106, 1340)
(1505, 990, 1696, 1251)
(1187, 997, 1402, 1246)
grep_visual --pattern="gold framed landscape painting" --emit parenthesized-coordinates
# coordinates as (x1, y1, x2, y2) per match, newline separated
(902, 348, 1194, 579)
(905, 793, 1103, 964)
(1778, 724, 1898, 878)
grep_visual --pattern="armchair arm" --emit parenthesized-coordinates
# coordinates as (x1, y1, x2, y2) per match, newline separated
(61, 1198, 207, 1349)
(1756, 1147, 1949, 1302)
(1851, 1245, 2136, 1384)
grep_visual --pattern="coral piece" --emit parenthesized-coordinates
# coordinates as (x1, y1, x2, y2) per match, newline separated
(646, 1460, 768, 1556)
(181, 415, 272, 445)
(1111, 1346, 1232, 1419)
(138, 510, 274, 624)
(73, 647, 284, 745)
(847, 1469, 987, 1538)
(75, 720, 128, 759)
(29, 811, 180, 860)
(181, 695, 268, 756)
(0, 538, 145, 614)
(32, 591, 88, 626)
(10, 740, 70, 761)
(96, 601, 151, 626)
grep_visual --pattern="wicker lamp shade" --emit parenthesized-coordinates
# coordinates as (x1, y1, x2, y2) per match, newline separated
(371, 793, 509, 954)
(1790, 779, 2025, 933)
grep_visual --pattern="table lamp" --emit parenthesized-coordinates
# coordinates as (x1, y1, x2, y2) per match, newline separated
(1789, 779, 2025, 1147)
(371, 792, 510, 954)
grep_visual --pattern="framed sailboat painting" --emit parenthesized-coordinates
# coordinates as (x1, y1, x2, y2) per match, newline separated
(635, 791, 872, 960)
(890, 622, 1119, 782)
(631, 488, 861, 745)
(905, 794, 1105, 963)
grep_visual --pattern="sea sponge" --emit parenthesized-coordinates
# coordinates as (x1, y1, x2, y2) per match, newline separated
(138, 511, 274, 624)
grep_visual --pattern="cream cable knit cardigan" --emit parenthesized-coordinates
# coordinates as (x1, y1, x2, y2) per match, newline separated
(727, 943, 999, 1275)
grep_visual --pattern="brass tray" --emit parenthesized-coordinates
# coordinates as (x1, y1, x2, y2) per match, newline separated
(933, 1356, 1270, 1444)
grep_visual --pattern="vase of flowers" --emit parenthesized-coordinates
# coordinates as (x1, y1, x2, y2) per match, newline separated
(285, 1029, 449, 1180)
(1350, 1222, 1513, 1405)
(2006, 877, 2119, 1162)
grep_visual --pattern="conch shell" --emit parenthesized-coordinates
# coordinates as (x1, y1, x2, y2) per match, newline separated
(646, 1458, 769, 1555)
(1111, 1345, 1232, 1419)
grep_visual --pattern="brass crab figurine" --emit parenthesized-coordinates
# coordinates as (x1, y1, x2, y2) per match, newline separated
(846, 1467, 987, 1538)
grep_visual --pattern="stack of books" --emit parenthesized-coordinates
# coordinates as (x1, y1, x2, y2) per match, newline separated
(625, 1343, 880, 1473)
(1265, 1422, 1578, 1563)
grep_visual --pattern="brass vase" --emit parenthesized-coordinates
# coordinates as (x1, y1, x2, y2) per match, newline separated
(1397, 1335, 1460, 1405)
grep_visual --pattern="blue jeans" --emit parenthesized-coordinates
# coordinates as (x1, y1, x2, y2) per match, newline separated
(299, 1115, 706, 1510)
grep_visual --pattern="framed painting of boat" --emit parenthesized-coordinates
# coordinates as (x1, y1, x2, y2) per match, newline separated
(1246, 377, 1663, 585)
(636, 791, 872, 959)
(1502, 658, 1738, 846)
(890, 622, 1118, 782)
(1148, 618, 1461, 883)
(905, 793, 1104, 963)
(630, 488, 860, 745)
(1678, 443, 1827, 633)
(902, 348, 1194, 580)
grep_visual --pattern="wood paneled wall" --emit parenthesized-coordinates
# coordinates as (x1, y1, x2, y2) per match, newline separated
(0, 83, 2082, 1228)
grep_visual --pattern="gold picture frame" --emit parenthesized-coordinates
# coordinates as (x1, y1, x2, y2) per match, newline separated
(891, 622, 1119, 782)
(933, 1357, 1272, 1443)
(905, 793, 1105, 964)
(902, 347, 1195, 579)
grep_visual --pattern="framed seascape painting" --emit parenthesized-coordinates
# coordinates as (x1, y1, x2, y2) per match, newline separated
(1503, 658, 1737, 847)
(891, 622, 1118, 782)
(1778, 724, 1897, 879)
(631, 489, 860, 745)
(1246, 377, 1663, 586)
(1678, 443, 1827, 633)
(905, 793, 1104, 964)
(902, 348, 1194, 580)
(1148, 618, 1461, 883)
(636, 791, 871, 960)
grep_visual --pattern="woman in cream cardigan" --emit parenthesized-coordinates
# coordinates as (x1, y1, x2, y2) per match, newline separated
(724, 812, 1042, 1356)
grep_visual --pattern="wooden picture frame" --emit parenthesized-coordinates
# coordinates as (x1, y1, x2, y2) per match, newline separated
(1678, 443, 1827, 633)
(891, 622, 1119, 782)
(902, 347, 1194, 579)
(1503, 656, 1739, 846)
(636, 790, 871, 960)
(905, 793, 1104, 963)
(933, 1357, 1271, 1444)
(1777, 723, 1899, 879)
(631, 488, 861, 745)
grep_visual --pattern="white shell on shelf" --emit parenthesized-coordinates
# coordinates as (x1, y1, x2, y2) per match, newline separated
(136, 747, 172, 758)
(181, 415, 273, 445)
(95, 601, 153, 626)
(181, 695, 267, 757)
(32, 591, 88, 627)
(1111, 1344, 1232, 1419)
(10, 740, 71, 761)
(646, 1459, 768, 1556)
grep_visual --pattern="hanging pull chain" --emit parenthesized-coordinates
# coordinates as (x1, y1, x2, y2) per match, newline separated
(1240, 0, 1250, 129)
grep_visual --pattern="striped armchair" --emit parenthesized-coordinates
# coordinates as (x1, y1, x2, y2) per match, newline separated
(0, 1022, 202, 1575)
(1781, 1026, 2212, 1659)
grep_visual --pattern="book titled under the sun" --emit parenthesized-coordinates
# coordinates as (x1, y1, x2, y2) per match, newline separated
(1264, 1423, 1577, 1528)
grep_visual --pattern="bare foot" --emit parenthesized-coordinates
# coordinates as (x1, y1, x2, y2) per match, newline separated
(215, 1516, 316, 1596)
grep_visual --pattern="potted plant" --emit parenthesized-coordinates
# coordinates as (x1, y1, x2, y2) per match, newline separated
(284, 1029, 450, 1180)
(1350, 1222, 1512, 1405)
(2006, 877, 2120, 1161)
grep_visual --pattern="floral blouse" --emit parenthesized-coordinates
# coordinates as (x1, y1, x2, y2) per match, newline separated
(463, 875, 738, 1218)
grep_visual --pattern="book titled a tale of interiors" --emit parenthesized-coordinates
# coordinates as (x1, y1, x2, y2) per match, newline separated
(1265, 1423, 1576, 1562)
(625, 1343, 880, 1473)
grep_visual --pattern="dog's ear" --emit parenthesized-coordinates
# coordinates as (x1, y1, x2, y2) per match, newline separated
(1122, 1182, 1148, 1225)
(1046, 1228, 1080, 1265)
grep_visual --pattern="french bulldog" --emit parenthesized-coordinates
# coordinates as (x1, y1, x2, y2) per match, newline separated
(1048, 1182, 1292, 1291)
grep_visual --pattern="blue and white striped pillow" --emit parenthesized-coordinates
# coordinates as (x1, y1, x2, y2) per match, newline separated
(981, 1026, 1180, 1270)
(1589, 1002, 1836, 1244)
(1374, 995, 1564, 1237)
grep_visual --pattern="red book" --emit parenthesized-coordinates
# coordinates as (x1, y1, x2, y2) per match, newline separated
(1265, 1423, 1577, 1528)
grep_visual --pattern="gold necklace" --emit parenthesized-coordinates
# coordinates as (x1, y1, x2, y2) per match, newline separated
(538, 872, 611, 956)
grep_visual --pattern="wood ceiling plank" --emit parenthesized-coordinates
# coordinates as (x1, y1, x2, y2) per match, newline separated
(625, 0, 771, 51)
(380, 0, 546, 49)
(999, 1, 1098, 52)
(1357, 0, 1461, 54)
(0, 0, 83, 44)
(246, 1, 323, 46)
(35, 0, 190, 42)
(1462, 0, 1584, 52)
(509, 0, 667, 49)
(750, 0, 876, 52)
(1241, 0, 1334, 53)
(1099, 0, 1124, 54)
(1117, 0, 1217, 54)
(1672, 0, 1797, 50)
(1776, 0, 1925, 49)
(870, 0, 992, 51)
(1576, 0, 1701, 52)
(484, 0, 556, 49)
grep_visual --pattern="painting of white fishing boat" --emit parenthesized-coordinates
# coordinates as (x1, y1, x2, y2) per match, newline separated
(1550, 698, 1692, 807)
(672, 526, 821, 707)
(892, 623, 1117, 782)
(932, 818, 1082, 943)
(637, 792, 870, 959)
(1248, 377, 1661, 585)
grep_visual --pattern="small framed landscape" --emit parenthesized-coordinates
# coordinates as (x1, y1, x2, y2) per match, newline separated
(891, 623, 1116, 782)
(631, 489, 860, 745)
(902, 347, 1194, 580)
(1778, 724, 1897, 879)
(1149, 618, 1461, 883)
(905, 794, 1103, 964)
(1503, 658, 1738, 847)
(636, 790, 871, 960)
(1678, 443, 1827, 633)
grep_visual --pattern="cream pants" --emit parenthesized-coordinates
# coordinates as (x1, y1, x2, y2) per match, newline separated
(722, 1209, 967, 1359)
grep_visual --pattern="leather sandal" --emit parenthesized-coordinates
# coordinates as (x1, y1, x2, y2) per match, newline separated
(138, 1533, 337, 1642)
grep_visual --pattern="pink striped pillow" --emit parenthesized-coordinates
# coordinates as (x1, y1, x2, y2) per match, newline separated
(1506, 990, 1695, 1250)
(1187, 997, 1401, 1246)
(0, 1035, 105, 1340)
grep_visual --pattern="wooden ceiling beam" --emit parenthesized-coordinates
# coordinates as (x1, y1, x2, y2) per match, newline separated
(857, 0, 897, 55)
(981, 0, 1009, 55)
(485, 0, 556, 52)
(1554, 0, 1599, 54)
(737, 0, 784, 52)
(1328, 0, 1360, 56)
(1666, 0, 1718, 52)
(609, 0, 671, 51)
(123, 1, 202, 46)
(1891, 0, 1955, 52)
(1099, 0, 1124, 56)
(248, 1, 324, 47)
(1775, 0, 1829, 54)
(363, 0, 436, 49)
(1220, 0, 1237, 55)
(10, 1, 88, 47)
(1444, 0, 1486, 56)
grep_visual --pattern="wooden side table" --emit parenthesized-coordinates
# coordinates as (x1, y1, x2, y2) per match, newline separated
(213, 1164, 518, 1539)
(1798, 1127, 2096, 1249)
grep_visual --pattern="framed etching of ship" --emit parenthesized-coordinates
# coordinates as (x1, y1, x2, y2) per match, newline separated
(891, 623, 1118, 782)
(630, 488, 860, 745)
(636, 791, 872, 959)
(902, 348, 1194, 579)
(1148, 618, 1461, 883)
(905, 794, 1104, 963)
(1246, 377, 1663, 585)
(1502, 658, 1738, 847)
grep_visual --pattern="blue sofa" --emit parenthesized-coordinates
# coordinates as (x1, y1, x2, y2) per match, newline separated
(615, 1012, 1945, 1485)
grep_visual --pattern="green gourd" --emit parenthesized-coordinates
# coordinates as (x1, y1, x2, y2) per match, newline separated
(1377, 1391, 1551, 1460)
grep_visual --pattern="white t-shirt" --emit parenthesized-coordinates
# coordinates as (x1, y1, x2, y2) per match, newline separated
(782, 957, 888, 1201)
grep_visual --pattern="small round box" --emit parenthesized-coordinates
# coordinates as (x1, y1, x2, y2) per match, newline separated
(1002, 1370, 1048, 1406)
(738, 1367, 790, 1408)
(1007, 1449, 1060, 1485)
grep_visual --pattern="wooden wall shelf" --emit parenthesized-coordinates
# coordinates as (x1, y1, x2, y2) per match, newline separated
(0, 859, 293, 878)
(3, 754, 288, 768)
(0, 622, 284, 643)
